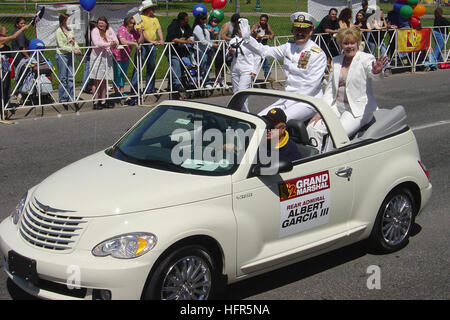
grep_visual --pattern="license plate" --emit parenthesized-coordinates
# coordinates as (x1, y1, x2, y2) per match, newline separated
(8, 251, 39, 285)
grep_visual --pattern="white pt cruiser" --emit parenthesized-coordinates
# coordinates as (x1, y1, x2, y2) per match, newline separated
(0, 90, 432, 300)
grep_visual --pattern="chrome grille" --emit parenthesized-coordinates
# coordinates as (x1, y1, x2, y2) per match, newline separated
(19, 199, 86, 251)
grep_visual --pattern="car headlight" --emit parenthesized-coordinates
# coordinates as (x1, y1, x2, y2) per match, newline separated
(11, 193, 27, 225)
(92, 233, 157, 259)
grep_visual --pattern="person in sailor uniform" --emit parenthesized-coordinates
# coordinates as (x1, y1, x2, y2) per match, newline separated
(239, 12, 327, 122)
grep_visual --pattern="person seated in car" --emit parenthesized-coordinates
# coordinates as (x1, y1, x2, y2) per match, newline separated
(262, 108, 301, 162)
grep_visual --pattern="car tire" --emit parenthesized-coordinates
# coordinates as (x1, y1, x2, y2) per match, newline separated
(143, 245, 218, 300)
(368, 187, 416, 253)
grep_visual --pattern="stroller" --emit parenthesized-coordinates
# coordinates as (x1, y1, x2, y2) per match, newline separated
(179, 44, 209, 99)
(14, 57, 54, 105)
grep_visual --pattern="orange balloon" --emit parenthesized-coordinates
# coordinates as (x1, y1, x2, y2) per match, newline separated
(413, 4, 426, 17)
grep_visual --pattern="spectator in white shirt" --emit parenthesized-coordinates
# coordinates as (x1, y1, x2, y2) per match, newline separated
(192, 13, 218, 88)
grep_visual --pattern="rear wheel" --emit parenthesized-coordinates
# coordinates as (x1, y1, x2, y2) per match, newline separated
(144, 245, 218, 300)
(368, 188, 416, 253)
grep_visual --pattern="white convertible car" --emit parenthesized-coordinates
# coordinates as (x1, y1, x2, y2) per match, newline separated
(0, 89, 432, 300)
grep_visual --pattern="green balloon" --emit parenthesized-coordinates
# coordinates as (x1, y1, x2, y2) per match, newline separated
(209, 9, 224, 23)
(407, 0, 418, 7)
(399, 5, 413, 19)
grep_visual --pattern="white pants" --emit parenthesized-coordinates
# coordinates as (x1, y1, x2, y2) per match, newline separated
(307, 102, 372, 152)
(258, 98, 316, 122)
(231, 71, 253, 112)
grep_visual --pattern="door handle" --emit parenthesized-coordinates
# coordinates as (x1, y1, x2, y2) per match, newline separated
(335, 167, 353, 181)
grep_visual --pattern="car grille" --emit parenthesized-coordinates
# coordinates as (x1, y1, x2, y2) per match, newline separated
(19, 199, 86, 251)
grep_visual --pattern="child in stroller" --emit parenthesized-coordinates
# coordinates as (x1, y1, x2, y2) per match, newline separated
(179, 44, 210, 98)
(14, 53, 54, 105)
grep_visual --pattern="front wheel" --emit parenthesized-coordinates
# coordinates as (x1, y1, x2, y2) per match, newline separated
(143, 245, 218, 300)
(368, 188, 416, 253)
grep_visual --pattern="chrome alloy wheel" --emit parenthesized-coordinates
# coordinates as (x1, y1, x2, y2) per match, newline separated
(161, 255, 212, 300)
(381, 194, 413, 246)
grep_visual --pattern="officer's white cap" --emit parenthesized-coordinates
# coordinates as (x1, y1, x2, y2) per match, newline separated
(290, 12, 316, 28)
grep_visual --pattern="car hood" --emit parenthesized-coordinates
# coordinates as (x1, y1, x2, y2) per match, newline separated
(31, 151, 232, 217)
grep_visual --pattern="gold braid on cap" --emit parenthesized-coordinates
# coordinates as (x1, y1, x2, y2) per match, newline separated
(293, 14, 313, 28)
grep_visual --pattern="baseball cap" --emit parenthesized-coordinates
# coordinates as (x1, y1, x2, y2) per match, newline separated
(263, 108, 287, 126)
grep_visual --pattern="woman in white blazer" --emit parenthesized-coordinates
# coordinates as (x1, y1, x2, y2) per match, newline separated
(307, 27, 388, 151)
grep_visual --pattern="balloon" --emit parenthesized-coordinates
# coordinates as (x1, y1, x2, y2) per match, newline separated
(406, 0, 418, 6)
(29, 39, 45, 50)
(80, 0, 96, 11)
(399, 5, 413, 19)
(192, 4, 207, 17)
(393, 2, 405, 13)
(211, 0, 227, 10)
(209, 9, 224, 22)
(413, 4, 426, 17)
(409, 16, 421, 29)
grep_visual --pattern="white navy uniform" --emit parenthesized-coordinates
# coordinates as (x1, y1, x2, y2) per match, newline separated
(242, 36, 327, 121)
(229, 35, 261, 112)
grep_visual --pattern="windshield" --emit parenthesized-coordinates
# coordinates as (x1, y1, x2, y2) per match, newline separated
(107, 105, 256, 175)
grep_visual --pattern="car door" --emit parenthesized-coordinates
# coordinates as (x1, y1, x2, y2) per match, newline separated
(232, 150, 355, 277)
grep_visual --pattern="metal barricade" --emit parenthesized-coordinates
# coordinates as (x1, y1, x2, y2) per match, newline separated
(1, 27, 449, 121)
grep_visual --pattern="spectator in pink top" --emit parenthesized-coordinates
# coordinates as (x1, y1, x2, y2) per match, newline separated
(112, 16, 144, 97)
(89, 16, 119, 110)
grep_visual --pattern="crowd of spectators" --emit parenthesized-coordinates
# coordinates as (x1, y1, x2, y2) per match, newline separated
(0, 0, 448, 118)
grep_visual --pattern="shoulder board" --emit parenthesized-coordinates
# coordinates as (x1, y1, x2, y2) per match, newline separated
(310, 46, 322, 53)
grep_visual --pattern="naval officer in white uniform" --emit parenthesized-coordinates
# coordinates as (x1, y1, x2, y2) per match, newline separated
(239, 12, 328, 121)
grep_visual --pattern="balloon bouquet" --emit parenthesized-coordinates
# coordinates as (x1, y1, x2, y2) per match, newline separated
(193, 0, 226, 21)
(393, 0, 426, 29)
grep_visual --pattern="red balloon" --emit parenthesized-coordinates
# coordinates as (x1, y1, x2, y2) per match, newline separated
(212, 0, 226, 10)
(409, 16, 421, 29)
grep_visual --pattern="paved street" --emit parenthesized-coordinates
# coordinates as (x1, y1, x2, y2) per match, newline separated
(0, 69, 449, 300)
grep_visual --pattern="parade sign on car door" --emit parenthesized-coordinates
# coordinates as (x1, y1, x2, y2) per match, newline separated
(278, 171, 331, 238)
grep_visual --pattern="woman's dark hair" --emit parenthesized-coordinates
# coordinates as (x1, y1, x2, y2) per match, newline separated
(59, 13, 70, 28)
(338, 8, 352, 25)
(434, 7, 443, 19)
(260, 14, 269, 21)
(97, 16, 109, 42)
(193, 13, 208, 37)
(231, 13, 240, 24)
(355, 9, 367, 24)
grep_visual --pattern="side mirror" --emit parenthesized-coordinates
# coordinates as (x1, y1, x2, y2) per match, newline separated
(251, 156, 293, 176)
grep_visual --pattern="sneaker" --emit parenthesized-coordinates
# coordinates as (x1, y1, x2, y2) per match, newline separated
(205, 84, 213, 89)
(127, 98, 137, 106)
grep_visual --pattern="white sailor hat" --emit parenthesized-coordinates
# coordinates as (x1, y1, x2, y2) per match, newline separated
(290, 12, 316, 29)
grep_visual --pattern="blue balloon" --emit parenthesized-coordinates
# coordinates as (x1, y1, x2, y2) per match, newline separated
(393, 2, 405, 13)
(29, 39, 45, 50)
(193, 4, 207, 17)
(80, 0, 96, 11)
